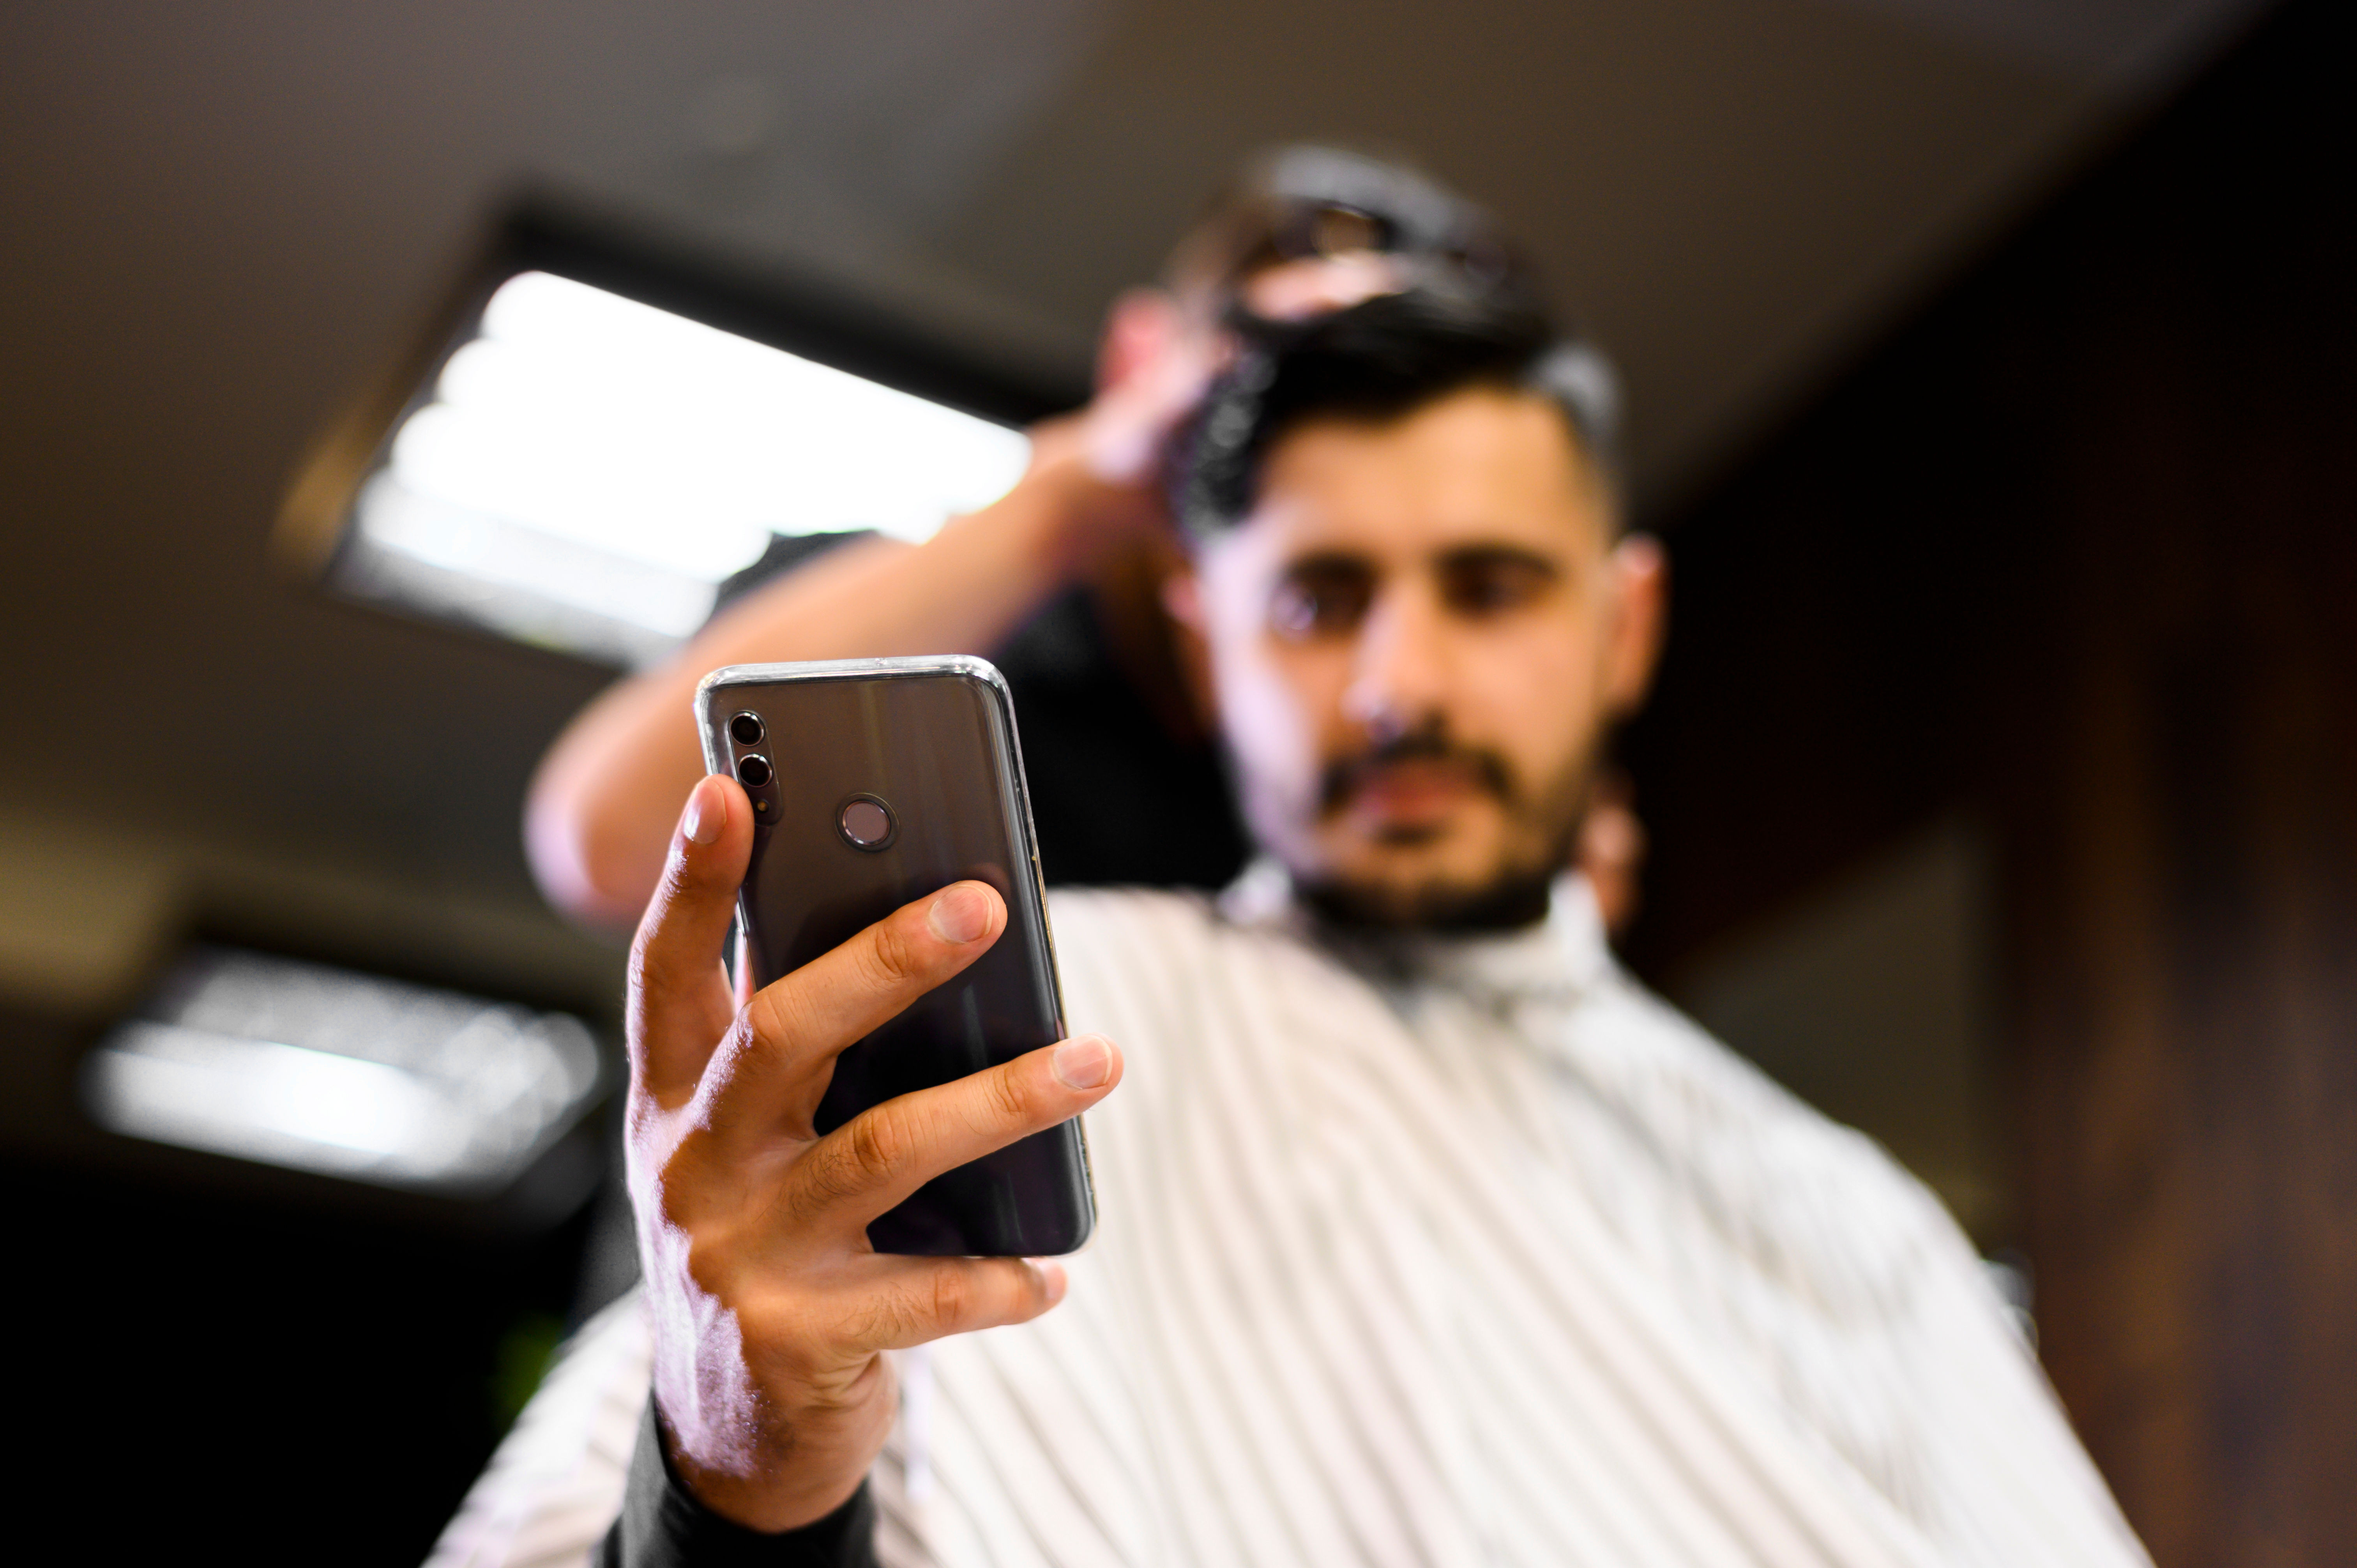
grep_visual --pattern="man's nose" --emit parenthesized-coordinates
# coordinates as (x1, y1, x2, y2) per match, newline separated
(1341, 584, 1452, 741)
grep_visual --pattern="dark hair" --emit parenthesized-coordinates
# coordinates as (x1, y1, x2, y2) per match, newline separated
(1163, 144, 1547, 319)
(1169, 286, 1623, 538)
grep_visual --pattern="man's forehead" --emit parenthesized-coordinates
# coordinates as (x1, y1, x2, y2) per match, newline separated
(1235, 385, 1611, 564)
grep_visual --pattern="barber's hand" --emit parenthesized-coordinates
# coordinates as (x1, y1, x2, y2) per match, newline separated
(1019, 261, 1406, 565)
(626, 773, 1122, 1531)
(1015, 290, 1226, 572)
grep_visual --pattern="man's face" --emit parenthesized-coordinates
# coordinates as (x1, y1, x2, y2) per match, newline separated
(1179, 385, 1662, 928)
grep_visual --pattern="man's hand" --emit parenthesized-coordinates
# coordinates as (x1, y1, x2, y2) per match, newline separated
(625, 773, 1123, 1531)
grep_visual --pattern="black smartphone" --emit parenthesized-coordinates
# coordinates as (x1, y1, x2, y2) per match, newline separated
(697, 656, 1095, 1257)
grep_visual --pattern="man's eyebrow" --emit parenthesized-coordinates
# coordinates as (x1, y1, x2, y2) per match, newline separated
(1433, 543, 1562, 576)
(1277, 549, 1377, 577)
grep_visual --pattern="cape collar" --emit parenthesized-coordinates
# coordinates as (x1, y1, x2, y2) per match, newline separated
(1217, 857, 1613, 1004)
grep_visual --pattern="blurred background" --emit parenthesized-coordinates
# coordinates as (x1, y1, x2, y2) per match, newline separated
(2, 1, 2349, 1562)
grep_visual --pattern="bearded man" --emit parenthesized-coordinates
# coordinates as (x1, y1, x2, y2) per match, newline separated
(438, 242, 2148, 1568)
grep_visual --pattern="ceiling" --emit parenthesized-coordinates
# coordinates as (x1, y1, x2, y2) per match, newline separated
(0, 0, 2272, 1008)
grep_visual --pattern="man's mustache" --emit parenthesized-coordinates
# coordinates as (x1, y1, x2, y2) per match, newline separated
(1318, 729, 1517, 815)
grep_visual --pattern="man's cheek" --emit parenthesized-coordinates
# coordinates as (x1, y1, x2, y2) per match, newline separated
(1221, 662, 1323, 812)
(1486, 672, 1595, 786)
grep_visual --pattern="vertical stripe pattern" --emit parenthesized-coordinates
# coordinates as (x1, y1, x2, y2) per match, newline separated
(431, 874, 2150, 1568)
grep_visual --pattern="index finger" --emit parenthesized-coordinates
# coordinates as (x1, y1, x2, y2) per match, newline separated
(694, 879, 1008, 1143)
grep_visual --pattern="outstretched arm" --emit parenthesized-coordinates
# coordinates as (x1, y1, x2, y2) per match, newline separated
(525, 449, 1124, 926)
(525, 291, 1216, 929)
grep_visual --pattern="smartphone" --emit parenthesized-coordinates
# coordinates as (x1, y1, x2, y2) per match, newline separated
(697, 656, 1094, 1257)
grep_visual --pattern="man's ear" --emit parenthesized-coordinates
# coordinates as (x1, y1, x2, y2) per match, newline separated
(1097, 288, 1183, 394)
(1602, 532, 1668, 718)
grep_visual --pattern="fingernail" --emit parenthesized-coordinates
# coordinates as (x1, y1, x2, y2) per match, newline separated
(682, 775, 727, 845)
(1037, 1261, 1068, 1307)
(1051, 1034, 1112, 1090)
(928, 884, 991, 944)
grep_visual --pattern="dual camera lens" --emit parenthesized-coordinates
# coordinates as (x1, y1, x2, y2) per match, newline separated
(729, 713, 772, 788)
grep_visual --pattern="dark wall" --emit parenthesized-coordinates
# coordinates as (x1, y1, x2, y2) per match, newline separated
(1622, 2, 2356, 1561)
(10, 1142, 599, 1563)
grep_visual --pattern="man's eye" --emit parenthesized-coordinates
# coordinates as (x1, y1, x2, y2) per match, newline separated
(1442, 559, 1553, 616)
(1270, 570, 1373, 639)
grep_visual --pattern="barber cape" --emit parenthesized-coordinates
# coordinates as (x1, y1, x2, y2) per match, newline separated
(431, 868, 2149, 1568)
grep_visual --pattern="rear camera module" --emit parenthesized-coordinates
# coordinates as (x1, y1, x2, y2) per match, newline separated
(728, 712, 765, 746)
(736, 754, 773, 788)
(837, 795, 895, 851)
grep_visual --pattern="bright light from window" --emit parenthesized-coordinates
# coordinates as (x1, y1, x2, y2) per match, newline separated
(82, 947, 605, 1194)
(340, 271, 1033, 667)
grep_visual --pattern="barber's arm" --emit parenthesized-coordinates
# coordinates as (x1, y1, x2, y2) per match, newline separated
(526, 446, 1131, 927)
(604, 773, 1122, 1564)
(526, 295, 1211, 929)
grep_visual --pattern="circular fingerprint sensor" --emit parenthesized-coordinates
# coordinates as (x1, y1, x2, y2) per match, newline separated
(837, 795, 895, 851)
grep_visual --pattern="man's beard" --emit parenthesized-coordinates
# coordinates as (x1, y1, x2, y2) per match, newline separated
(1297, 860, 1564, 933)
(1288, 723, 1589, 934)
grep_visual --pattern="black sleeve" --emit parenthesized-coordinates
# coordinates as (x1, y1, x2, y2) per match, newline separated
(598, 1399, 878, 1568)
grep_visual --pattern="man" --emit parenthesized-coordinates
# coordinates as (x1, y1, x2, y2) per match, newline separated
(440, 260, 2149, 1568)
